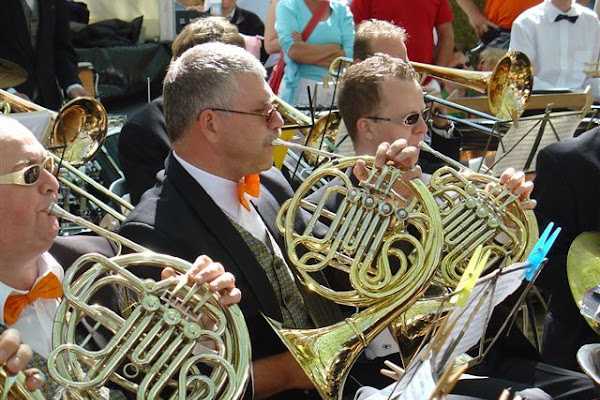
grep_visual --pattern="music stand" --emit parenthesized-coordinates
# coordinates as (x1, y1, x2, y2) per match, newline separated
(363, 262, 541, 400)
(488, 98, 591, 176)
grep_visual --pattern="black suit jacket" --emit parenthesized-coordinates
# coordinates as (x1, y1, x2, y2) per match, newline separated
(532, 127, 600, 367)
(118, 154, 299, 351)
(118, 155, 330, 399)
(1, 0, 80, 110)
(118, 97, 170, 205)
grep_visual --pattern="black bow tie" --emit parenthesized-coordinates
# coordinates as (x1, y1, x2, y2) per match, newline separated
(554, 14, 579, 23)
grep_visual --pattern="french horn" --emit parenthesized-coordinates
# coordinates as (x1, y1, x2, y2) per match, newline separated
(46, 204, 251, 400)
(390, 143, 539, 342)
(419, 143, 538, 289)
(271, 141, 444, 399)
(272, 137, 539, 399)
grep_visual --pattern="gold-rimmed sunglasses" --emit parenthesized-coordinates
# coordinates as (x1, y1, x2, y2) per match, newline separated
(0, 155, 56, 186)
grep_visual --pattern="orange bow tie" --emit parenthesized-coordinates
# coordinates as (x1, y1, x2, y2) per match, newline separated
(4, 273, 63, 326)
(237, 174, 260, 211)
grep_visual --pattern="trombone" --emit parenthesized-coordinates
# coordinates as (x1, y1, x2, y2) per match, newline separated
(326, 51, 534, 121)
(0, 89, 134, 224)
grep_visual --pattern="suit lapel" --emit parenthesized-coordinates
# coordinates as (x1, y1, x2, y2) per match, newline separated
(165, 155, 282, 319)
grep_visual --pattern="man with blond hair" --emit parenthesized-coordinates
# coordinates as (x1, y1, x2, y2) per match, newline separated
(353, 19, 408, 62)
(339, 53, 597, 400)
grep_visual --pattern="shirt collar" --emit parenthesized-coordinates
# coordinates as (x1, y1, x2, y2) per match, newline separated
(544, 0, 581, 23)
(173, 151, 256, 221)
(0, 252, 64, 325)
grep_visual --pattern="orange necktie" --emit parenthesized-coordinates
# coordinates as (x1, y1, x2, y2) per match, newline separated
(4, 273, 63, 326)
(237, 174, 261, 211)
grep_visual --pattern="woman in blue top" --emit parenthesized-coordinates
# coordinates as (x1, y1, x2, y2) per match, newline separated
(275, 0, 354, 106)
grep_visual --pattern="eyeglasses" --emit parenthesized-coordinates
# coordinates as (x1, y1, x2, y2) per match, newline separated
(0, 155, 56, 186)
(365, 107, 430, 126)
(211, 103, 280, 123)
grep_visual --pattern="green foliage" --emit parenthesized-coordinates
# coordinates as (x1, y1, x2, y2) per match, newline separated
(450, 0, 485, 51)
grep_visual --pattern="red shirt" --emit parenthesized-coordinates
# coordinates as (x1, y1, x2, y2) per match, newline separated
(350, 0, 454, 64)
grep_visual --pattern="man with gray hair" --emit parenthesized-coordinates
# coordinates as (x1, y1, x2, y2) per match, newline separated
(119, 17, 248, 205)
(119, 41, 437, 399)
(119, 42, 320, 399)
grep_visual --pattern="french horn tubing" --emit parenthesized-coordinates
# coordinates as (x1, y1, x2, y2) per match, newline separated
(272, 138, 444, 399)
(272, 138, 538, 398)
(47, 203, 251, 400)
(0, 367, 46, 400)
(418, 142, 538, 288)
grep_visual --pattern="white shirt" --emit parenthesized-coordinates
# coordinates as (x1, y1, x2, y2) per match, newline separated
(0, 252, 63, 358)
(509, 0, 600, 98)
(173, 152, 269, 245)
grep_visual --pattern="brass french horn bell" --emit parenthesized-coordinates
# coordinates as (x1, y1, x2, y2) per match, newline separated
(0, 89, 107, 165)
(567, 231, 600, 334)
(272, 153, 444, 399)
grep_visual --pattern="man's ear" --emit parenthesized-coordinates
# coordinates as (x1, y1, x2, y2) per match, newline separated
(356, 117, 374, 141)
(196, 109, 220, 143)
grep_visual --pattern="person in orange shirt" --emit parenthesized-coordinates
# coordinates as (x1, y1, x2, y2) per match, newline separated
(456, 0, 541, 37)
(456, 0, 589, 42)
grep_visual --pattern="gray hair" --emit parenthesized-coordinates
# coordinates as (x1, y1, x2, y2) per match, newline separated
(163, 42, 266, 143)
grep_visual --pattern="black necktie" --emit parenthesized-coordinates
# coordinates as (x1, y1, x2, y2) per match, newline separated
(555, 14, 579, 23)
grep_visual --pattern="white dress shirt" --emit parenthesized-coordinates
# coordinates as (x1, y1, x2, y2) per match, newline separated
(173, 152, 270, 245)
(0, 252, 63, 358)
(509, 0, 600, 99)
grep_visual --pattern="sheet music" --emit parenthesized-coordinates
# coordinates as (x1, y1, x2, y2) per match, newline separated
(430, 262, 526, 373)
(492, 112, 583, 175)
(399, 359, 436, 400)
(359, 263, 527, 400)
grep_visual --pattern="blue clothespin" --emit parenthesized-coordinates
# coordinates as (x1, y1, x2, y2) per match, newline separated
(525, 222, 561, 281)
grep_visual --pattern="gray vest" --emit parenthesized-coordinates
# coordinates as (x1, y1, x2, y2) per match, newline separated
(231, 221, 312, 329)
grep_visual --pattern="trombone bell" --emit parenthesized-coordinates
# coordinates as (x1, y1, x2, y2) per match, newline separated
(0, 89, 108, 165)
(411, 51, 533, 120)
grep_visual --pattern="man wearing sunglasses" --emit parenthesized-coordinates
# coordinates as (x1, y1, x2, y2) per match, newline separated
(330, 19, 460, 174)
(0, 114, 242, 396)
(337, 53, 597, 400)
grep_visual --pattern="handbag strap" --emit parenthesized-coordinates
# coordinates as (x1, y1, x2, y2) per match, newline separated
(301, 1, 330, 41)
